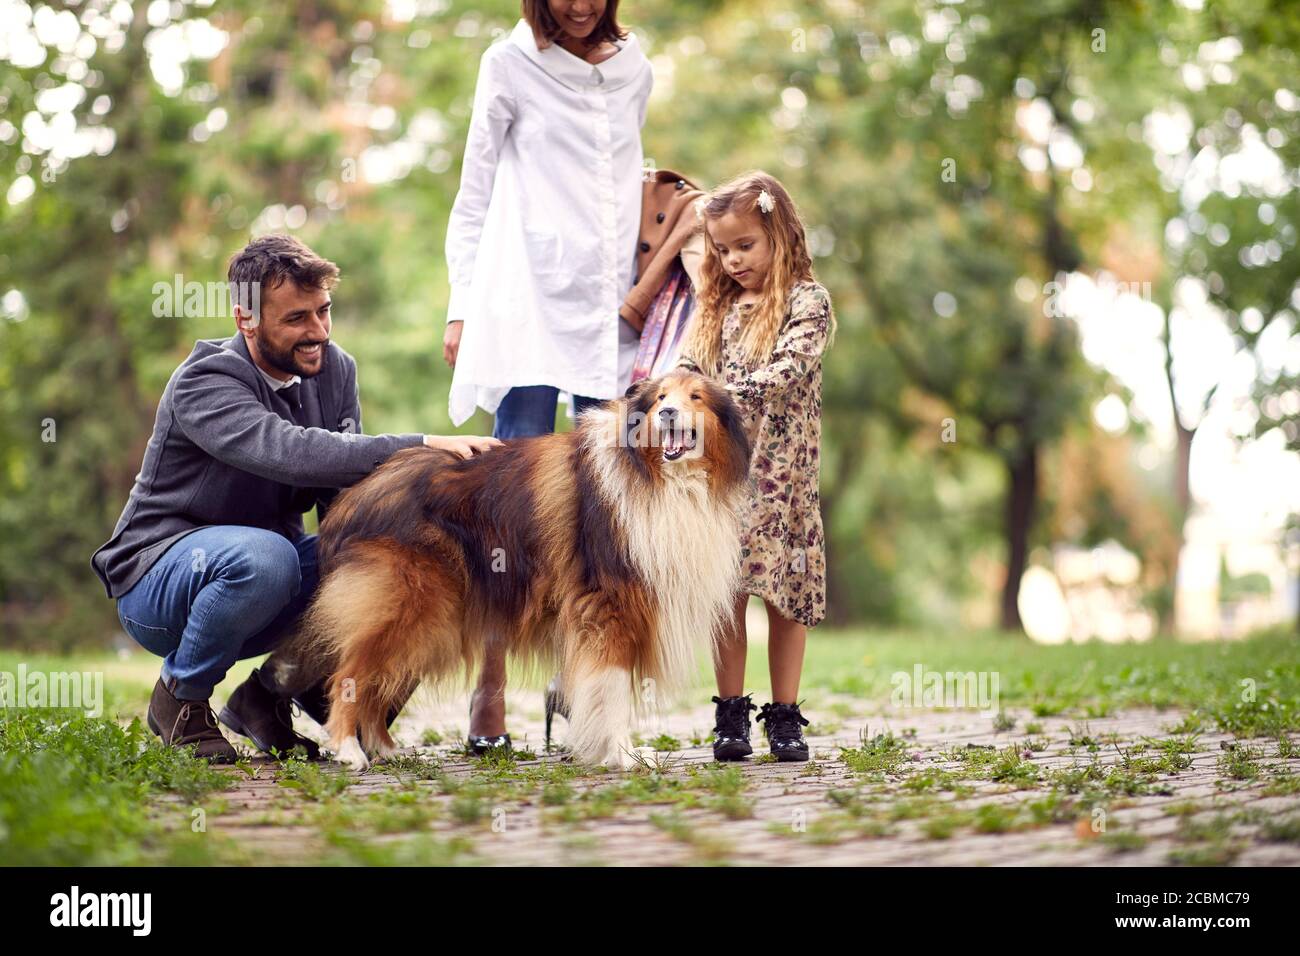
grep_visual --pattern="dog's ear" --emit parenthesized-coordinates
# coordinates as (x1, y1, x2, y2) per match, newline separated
(624, 376, 654, 400)
(623, 376, 659, 412)
(616, 377, 657, 481)
(705, 380, 753, 477)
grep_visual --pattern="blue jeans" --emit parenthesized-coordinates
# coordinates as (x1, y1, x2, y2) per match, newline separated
(115, 526, 319, 700)
(493, 385, 604, 439)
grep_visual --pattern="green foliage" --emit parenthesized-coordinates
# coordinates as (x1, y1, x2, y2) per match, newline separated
(0, 710, 233, 864)
(793, 625, 1300, 731)
(2, 1, 1298, 643)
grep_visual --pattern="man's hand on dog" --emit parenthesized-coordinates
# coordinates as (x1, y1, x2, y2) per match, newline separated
(423, 434, 502, 458)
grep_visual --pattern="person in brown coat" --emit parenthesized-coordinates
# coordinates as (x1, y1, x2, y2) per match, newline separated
(620, 168, 705, 332)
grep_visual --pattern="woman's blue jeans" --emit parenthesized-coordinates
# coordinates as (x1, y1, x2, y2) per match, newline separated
(492, 385, 604, 439)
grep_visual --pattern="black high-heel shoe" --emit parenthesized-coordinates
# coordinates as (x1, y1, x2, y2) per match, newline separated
(544, 675, 570, 751)
(466, 733, 512, 756)
(466, 690, 511, 756)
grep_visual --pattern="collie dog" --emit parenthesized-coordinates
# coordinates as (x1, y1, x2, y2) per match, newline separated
(303, 369, 752, 769)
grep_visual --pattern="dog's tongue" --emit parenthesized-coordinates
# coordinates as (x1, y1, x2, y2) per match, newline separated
(663, 430, 696, 457)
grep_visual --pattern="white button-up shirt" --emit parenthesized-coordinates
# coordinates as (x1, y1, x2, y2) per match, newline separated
(444, 19, 653, 426)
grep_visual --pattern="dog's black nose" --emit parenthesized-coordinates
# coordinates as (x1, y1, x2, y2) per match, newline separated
(658, 407, 678, 424)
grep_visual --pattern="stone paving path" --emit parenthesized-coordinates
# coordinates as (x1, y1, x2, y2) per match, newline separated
(193, 689, 1300, 866)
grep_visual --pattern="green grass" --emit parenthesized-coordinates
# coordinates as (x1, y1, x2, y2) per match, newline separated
(274, 755, 351, 801)
(1217, 743, 1266, 781)
(840, 728, 912, 777)
(6, 625, 1299, 733)
(3, 625, 1298, 865)
(796, 626, 1300, 735)
(0, 710, 238, 864)
(1259, 814, 1300, 843)
(1098, 830, 1148, 853)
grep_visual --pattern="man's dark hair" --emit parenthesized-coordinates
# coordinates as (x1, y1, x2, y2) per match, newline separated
(227, 234, 339, 317)
(521, 0, 627, 50)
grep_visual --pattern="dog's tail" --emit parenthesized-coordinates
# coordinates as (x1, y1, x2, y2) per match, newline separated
(305, 539, 470, 759)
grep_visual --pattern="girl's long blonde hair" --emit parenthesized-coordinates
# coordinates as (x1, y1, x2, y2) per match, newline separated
(681, 170, 828, 375)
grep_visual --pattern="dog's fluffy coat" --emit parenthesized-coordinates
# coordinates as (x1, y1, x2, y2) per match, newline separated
(302, 370, 752, 768)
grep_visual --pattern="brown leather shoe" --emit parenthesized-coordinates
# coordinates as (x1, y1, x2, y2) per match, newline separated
(219, 668, 321, 760)
(147, 678, 239, 764)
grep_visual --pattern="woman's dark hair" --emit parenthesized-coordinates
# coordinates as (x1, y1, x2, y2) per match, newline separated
(521, 1, 627, 50)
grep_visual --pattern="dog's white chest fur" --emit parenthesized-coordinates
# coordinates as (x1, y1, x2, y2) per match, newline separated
(585, 416, 744, 696)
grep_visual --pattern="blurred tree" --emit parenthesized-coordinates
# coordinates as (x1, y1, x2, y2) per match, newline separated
(775, 0, 1107, 631)
(3, 0, 1296, 647)
(0, 0, 494, 645)
(1065, 1, 1300, 631)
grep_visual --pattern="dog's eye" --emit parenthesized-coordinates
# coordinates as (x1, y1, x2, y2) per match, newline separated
(690, 393, 701, 401)
(658, 393, 665, 400)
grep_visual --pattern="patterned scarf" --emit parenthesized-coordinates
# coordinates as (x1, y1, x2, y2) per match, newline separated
(630, 260, 696, 383)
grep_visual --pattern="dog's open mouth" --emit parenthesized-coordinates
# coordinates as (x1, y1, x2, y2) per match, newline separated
(660, 427, 697, 461)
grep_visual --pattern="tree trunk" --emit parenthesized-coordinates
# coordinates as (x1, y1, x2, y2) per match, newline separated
(1159, 419, 1196, 635)
(1000, 444, 1039, 632)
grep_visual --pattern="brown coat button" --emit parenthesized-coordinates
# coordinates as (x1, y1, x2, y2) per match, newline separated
(639, 241, 650, 253)
(656, 212, 665, 223)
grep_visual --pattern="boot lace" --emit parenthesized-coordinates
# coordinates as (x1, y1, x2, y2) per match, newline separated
(711, 694, 756, 740)
(756, 702, 809, 744)
(169, 701, 221, 746)
(276, 697, 298, 728)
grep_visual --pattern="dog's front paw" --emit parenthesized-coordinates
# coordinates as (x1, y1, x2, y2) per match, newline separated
(333, 736, 370, 771)
(603, 738, 637, 771)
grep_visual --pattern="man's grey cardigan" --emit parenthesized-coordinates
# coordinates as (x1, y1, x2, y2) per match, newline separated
(91, 333, 426, 599)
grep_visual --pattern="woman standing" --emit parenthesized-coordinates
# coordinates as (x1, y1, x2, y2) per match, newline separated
(441, 1, 653, 751)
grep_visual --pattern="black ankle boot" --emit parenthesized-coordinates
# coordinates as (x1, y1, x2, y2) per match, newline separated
(757, 701, 810, 762)
(219, 668, 321, 760)
(711, 694, 756, 761)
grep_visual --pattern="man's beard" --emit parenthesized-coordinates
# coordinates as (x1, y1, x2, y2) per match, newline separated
(257, 329, 327, 379)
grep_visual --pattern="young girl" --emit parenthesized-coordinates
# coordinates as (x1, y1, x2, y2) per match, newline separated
(441, 1, 653, 752)
(676, 171, 835, 762)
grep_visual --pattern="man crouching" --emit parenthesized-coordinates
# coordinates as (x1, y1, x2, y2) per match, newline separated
(91, 234, 499, 761)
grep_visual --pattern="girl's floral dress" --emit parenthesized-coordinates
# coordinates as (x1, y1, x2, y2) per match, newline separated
(679, 280, 832, 626)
